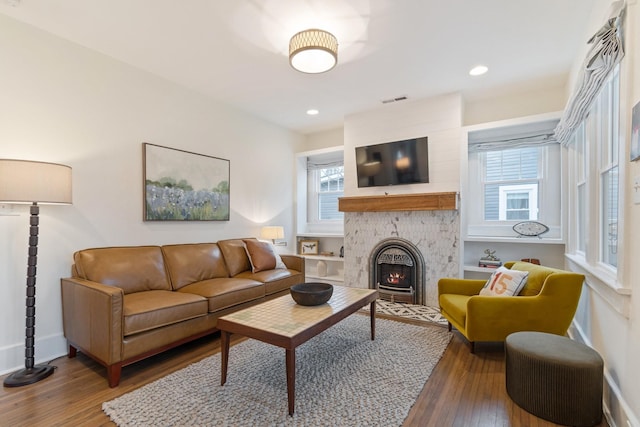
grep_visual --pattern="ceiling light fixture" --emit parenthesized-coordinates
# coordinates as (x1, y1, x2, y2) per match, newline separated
(289, 29, 338, 74)
(306, 109, 319, 115)
(469, 65, 488, 76)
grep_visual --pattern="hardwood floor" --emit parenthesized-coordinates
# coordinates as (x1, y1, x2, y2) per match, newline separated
(402, 329, 609, 427)
(0, 315, 609, 427)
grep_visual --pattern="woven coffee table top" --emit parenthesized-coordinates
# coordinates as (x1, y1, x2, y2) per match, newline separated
(219, 285, 376, 338)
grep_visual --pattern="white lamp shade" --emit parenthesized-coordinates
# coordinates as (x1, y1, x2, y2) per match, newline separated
(0, 159, 72, 204)
(260, 226, 285, 241)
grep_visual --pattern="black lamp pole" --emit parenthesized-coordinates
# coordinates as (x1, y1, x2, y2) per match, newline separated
(3, 202, 55, 387)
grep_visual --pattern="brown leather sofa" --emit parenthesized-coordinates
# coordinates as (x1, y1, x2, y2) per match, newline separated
(60, 238, 304, 387)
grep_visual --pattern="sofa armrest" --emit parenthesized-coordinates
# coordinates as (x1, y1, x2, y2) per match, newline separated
(438, 277, 486, 296)
(533, 271, 584, 327)
(60, 277, 125, 365)
(280, 255, 305, 275)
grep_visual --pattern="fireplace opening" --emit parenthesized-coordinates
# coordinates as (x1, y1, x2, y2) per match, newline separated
(369, 239, 425, 305)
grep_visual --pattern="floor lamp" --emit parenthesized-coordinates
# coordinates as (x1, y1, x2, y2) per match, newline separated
(0, 159, 72, 387)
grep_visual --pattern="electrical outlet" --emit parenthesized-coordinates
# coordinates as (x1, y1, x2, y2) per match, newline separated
(634, 176, 640, 205)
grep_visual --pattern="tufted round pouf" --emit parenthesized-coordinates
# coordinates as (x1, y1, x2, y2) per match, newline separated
(505, 331, 603, 426)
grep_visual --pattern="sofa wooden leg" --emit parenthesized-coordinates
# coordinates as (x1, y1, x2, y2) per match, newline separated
(470, 341, 475, 354)
(68, 345, 77, 358)
(107, 363, 122, 388)
(447, 322, 452, 332)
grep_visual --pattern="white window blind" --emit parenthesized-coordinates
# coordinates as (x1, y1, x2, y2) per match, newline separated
(554, 1, 625, 145)
(468, 119, 559, 153)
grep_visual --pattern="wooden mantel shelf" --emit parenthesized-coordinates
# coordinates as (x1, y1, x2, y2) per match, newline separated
(338, 192, 458, 212)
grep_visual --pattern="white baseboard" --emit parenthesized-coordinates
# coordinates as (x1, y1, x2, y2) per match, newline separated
(568, 322, 640, 427)
(0, 333, 67, 376)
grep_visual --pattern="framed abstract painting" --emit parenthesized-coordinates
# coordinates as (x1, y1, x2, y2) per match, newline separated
(143, 143, 230, 221)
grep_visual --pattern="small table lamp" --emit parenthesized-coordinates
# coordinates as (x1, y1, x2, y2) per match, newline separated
(260, 226, 285, 245)
(0, 159, 72, 387)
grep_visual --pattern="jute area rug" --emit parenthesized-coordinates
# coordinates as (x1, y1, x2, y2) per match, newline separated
(103, 315, 451, 427)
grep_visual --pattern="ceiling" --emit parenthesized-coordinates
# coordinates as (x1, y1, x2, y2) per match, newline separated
(0, 0, 596, 134)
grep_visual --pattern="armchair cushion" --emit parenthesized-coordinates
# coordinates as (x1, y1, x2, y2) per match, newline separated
(439, 294, 470, 327)
(480, 266, 528, 297)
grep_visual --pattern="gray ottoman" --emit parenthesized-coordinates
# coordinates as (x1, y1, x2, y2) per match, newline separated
(505, 331, 603, 426)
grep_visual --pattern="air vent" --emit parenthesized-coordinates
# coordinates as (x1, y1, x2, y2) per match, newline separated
(381, 96, 408, 104)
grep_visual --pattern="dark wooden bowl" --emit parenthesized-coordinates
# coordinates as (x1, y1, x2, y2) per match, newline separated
(290, 283, 333, 306)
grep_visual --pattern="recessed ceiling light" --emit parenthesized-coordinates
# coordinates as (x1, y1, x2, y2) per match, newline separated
(306, 109, 319, 116)
(469, 65, 488, 76)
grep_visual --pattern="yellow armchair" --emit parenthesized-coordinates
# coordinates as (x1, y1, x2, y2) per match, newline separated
(438, 261, 585, 352)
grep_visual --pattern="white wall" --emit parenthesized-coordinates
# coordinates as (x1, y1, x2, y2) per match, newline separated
(344, 94, 463, 197)
(565, 1, 640, 426)
(623, 1, 640, 424)
(464, 84, 568, 126)
(297, 127, 344, 153)
(0, 15, 302, 374)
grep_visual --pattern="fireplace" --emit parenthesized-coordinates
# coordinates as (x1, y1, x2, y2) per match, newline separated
(369, 238, 425, 305)
(342, 196, 460, 308)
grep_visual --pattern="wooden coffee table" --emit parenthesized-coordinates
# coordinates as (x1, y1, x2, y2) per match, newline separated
(217, 285, 378, 416)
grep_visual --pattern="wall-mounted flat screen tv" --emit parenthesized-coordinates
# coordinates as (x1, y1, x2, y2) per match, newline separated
(355, 136, 429, 188)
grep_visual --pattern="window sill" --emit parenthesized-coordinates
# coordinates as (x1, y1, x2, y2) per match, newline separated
(565, 253, 631, 318)
(464, 236, 565, 244)
(297, 232, 344, 238)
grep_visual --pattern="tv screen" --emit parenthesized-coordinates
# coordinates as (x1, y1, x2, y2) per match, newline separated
(355, 137, 429, 188)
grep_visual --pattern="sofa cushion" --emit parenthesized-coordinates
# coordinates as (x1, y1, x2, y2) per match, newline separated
(74, 246, 171, 294)
(235, 269, 304, 295)
(123, 290, 208, 336)
(511, 262, 556, 296)
(243, 239, 277, 273)
(162, 243, 229, 290)
(177, 278, 264, 312)
(218, 238, 252, 276)
(480, 266, 528, 297)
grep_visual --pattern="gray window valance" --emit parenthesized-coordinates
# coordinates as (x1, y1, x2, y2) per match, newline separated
(554, 1, 626, 145)
(468, 119, 559, 153)
(306, 151, 344, 171)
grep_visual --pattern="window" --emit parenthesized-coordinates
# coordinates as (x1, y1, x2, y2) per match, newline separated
(315, 166, 344, 221)
(306, 152, 344, 224)
(483, 147, 540, 221)
(466, 127, 561, 238)
(600, 70, 619, 268)
(498, 184, 538, 220)
(567, 66, 620, 270)
(574, 125, 587, 253)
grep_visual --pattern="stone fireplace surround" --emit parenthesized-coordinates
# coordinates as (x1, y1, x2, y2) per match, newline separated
(341, 193, 459, 308)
